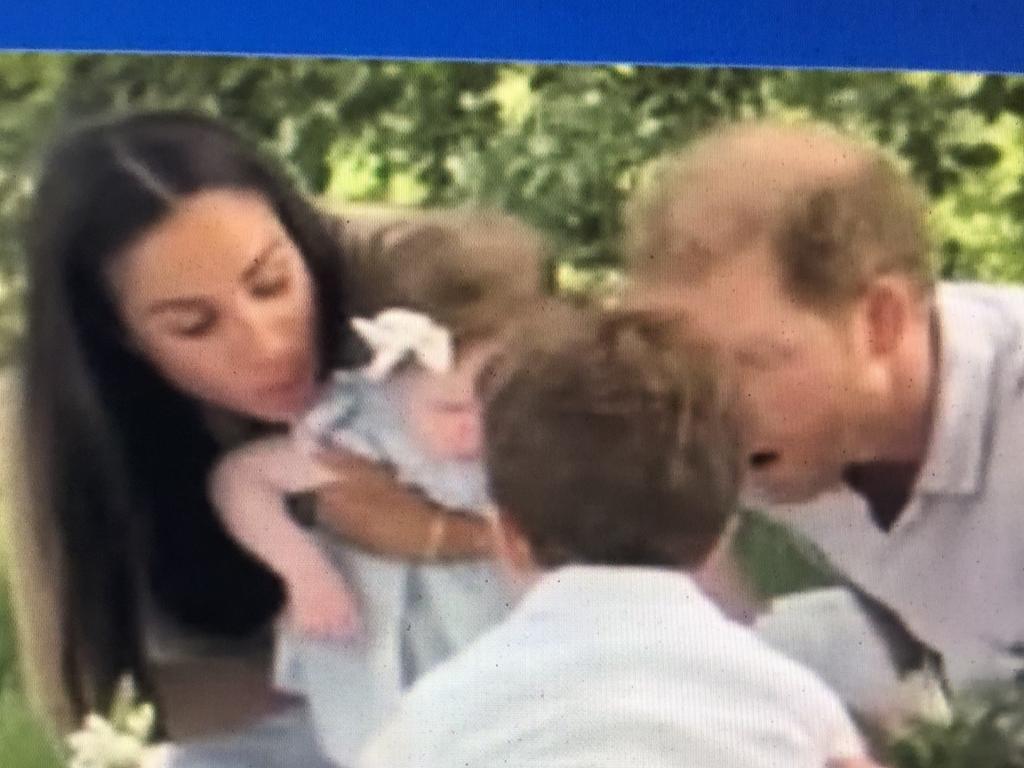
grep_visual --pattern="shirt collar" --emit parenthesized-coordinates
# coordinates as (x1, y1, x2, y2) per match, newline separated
(915, 285, 999, 497)
(515, 564, 719, 620)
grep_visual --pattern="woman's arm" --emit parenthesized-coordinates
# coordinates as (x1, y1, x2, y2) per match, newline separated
(309, 449, 494, 562)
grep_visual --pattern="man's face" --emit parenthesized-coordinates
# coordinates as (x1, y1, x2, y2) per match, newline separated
(633, 242, 865, 506)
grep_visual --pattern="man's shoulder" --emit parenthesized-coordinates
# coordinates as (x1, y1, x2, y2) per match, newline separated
(940, 281, 1024, 336)
(941, 279, 1024, 302)
(939, 281, 1024, 399)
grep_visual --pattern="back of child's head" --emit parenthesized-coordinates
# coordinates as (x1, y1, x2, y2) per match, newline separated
(480, 307, 741, 569)
(347, 208, 549, 350)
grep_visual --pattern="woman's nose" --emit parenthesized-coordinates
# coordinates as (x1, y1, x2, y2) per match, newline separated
(232, 300, 292, 364)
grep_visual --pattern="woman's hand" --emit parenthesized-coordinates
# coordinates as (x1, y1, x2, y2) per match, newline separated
(311, 449, 495, 562)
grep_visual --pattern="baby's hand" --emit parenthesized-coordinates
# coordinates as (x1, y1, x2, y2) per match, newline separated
(286, 565, 362, 639)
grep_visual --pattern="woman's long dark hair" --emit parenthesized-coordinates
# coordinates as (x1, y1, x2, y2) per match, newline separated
(23, 111, 353, 716)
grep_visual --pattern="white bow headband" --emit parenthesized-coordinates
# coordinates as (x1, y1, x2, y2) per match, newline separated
(350, 308, 454, 382)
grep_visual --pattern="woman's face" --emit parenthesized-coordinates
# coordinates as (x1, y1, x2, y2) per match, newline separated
(109, 189, 318, 423)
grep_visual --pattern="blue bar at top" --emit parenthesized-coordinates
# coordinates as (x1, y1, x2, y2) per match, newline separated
(3, 1, 1023, 75)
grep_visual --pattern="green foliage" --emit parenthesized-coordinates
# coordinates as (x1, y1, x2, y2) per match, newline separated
(0, 569, 62, 767)
(887, 684, 1024, 768)
(0, 410, 62, 766)
(4, 57, 1024, 366)
(731, 509, 840, 599)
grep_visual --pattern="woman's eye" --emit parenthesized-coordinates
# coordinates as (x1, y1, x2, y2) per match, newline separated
(734, 350, 773, 371)
(251, 273, 290, 298)
(437, 402, 474, 416)
(168, 315, 216, 339)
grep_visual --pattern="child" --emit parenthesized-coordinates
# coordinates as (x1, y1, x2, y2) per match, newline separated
(358, 308, 881, 768)
(207, 209, 550, 764)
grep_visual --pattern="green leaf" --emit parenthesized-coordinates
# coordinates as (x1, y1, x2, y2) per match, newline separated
(949, 142, 1003, 168)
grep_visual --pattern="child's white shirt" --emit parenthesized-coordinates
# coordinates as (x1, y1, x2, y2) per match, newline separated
(359, 565, 867, 768)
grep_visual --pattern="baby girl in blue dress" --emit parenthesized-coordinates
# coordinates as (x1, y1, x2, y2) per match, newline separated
(205, 210, 551, 764)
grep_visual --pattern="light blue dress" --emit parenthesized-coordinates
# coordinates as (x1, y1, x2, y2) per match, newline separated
(167, 372, 511, 768)
(272, 371, 512, 765)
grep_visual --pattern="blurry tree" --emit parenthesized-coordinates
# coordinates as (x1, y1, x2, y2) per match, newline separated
(4, 55, 1024, 364)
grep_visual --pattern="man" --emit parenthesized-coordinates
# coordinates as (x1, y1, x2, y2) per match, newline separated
(626, 120, 1024, 692)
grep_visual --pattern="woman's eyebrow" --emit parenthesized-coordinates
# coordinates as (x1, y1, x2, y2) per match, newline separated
(145, 239, 285, 316)
(737, 336, 793, 355)
(146, 296, 207, 316)
(241, 238, 286, 281)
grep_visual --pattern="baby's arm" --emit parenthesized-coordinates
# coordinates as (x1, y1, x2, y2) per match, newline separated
(210, 435, 360, 637)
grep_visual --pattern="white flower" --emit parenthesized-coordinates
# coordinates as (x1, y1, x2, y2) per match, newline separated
(66, 714, 147, 768)
(351, 308, 454, 381)
(893, 669, 953, 728)
(123, 704, 157, 741)
(65, 677, 160, 768)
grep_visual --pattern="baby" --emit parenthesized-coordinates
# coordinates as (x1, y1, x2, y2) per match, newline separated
(359, 308, 882, 768)
(208, 209, 550, 763)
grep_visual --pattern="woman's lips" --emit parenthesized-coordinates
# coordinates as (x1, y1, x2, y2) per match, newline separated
(749, 450, 780, 469)
(258, 364, 314, 405)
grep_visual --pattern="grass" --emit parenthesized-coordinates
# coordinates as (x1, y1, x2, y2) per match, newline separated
(0, 369, 63, 767)
(0, 549, 63, 767)
(1, 529, 61, 768)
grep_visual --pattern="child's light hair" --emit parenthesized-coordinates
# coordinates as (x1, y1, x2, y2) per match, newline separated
(345, 208, 551, 351)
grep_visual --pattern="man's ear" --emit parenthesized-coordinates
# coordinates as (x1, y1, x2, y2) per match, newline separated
(858, 277, 916, 359)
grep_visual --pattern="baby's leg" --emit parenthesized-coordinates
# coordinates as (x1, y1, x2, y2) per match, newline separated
(210, 436, 360, 638)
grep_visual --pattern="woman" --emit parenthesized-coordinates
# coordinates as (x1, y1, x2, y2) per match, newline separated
(16, 110, 495, 758)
